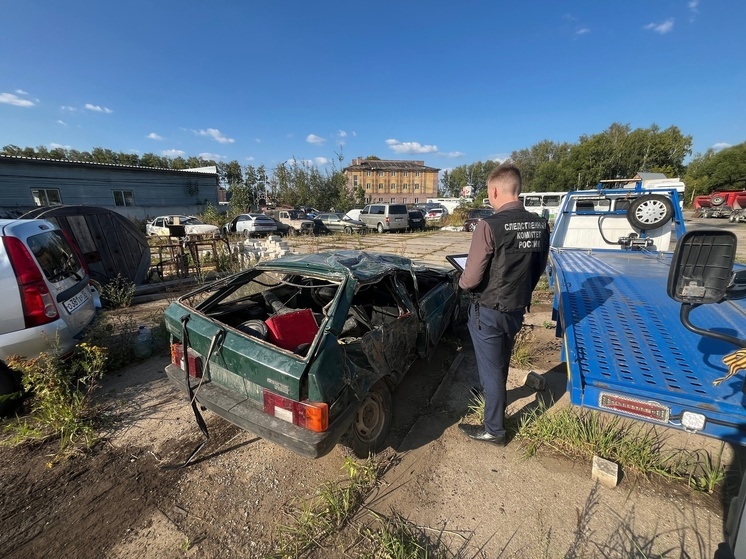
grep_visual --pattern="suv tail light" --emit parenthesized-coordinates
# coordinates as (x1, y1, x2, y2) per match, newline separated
(385, 216, 390, 224)
(2, 236, 59, 327)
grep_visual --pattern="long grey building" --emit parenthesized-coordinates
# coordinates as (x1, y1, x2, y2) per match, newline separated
(0, 155, 219, 220)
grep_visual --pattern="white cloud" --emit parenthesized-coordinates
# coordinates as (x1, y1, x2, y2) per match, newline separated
(712, 142, 732, 151)
(85, 103, 113, 113)
(489, 153, 511, 163)
(439, 151, 465, 159)
(0, 92, 34, 107)
(306, 134, 326, 145)
(147, 132, 164, 140)
(162, 149, 186, 158)
(386, 139, 438, 154)
(644, 19, 674, 34)
(15, 89, 28, 95)
(84, 103, 111, 113)
(256, 138, 262, 143)
(575, 28, 590, 36)
(57, 120, 67, 126)
(196, 128, 235, 144)
(50, 143, 72, 149)
(314, 157, 331, 165)
(338, 130, 348, 138)
(245, 156, 255, 161)
(199, 152, 225, 160)
(61, 105, 77, 112)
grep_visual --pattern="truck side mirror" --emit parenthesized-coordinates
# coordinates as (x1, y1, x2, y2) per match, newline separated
(667, 230, 737, 304)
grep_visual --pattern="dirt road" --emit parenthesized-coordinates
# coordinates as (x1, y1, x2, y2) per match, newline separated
(0, 222, 743, 558)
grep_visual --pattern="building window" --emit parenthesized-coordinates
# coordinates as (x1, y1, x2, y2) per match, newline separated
(390, 197, 396, 203)
(378, 183, 384, 191)
(377, 170, 384, 176)
(416, 171, 420, 177)
(377, 197, 384, 202)
(414, 183, 420, 190)
(353, 175, 358, 186)
(366, 184, 371, 191)
(390, 184, 396, 192)
(391, 171, 396, 177)
(403, 197, 408, 203)
(31, 188, 62, 206)
(403, 171, 409, 177)
(414, 198, 420, 203)
(402, 183, 408, 190)
(113, 190, 135, 206)
(366, 171, 371, 176)
(365, 196, 371, 203)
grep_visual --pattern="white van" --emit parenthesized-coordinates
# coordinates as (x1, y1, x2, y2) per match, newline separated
(359, 204, 409, 233)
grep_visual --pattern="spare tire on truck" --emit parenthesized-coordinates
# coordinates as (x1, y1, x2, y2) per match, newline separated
(627, 195, 674, 230)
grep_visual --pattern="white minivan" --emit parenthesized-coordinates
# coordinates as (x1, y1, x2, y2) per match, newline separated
(0, 219, 97, 413)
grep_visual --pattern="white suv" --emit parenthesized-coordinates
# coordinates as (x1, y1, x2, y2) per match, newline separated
(0, 219, 97, 413)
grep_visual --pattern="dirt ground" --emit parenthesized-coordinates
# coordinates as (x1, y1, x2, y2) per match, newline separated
(0, 226, 743, 559)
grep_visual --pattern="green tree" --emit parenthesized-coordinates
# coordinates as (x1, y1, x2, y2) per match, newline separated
(685, 143, 746, 197)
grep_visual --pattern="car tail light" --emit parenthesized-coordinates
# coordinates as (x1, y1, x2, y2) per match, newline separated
(385, 216, 390, 224)
(263, 389, 329, 432)
(2, 236, 59, 327)
(171, 343, 203, 378)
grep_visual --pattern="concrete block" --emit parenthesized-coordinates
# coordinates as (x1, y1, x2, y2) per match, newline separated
(523, 371, 546, 391)
(592, 456, 619, 488)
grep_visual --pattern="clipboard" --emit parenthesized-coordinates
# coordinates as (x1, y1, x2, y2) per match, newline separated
(446, 253, 468, 272)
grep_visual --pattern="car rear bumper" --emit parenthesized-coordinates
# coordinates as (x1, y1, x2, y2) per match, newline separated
(165, 364, 357, 458)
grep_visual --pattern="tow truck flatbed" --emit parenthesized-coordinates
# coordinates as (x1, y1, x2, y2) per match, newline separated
(549, 186, 746, 444)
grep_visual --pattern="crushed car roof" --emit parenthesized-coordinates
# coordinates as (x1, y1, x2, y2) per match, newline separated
(256, 250, 450, 282)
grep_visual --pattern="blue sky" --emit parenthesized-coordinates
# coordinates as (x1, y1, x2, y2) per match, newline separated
(1, 1, 744, 175)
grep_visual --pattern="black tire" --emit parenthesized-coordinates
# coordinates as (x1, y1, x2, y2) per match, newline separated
(711, 194, 726, 206)
(344, 226, 352, 235)
(348, 380, 393, 458)
(627, 195, 674, 230)
(0, 365, 22, 417)
(288, 227, 297, 236)
(243, 229, 251, 238)
(377, 222, 384, 234)
(468, 222, 477, 232)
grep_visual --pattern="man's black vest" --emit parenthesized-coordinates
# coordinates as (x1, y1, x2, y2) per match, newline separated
(472, 208, 550, 312)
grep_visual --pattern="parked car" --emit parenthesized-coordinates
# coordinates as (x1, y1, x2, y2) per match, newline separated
(163, 251, 460, 458)
(408, 209, 426, 231)
(146, 215, 219, 239)
(358, 204, 409, 233)
(268, 217, 291, 236)
(463, 208, 495, 232)
(223, 214, 278, 237)
(425, 208, 448, 222)
(314, 213, 368, 234)
(310, 218, 331, 236)
(0, 218, 98, 414)
(345, 209, 363, 222)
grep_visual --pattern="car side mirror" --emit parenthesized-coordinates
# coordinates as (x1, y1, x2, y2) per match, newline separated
(667, 230, 737, 304)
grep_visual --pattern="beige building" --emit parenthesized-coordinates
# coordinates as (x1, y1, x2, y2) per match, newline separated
(344, 157, 440, 205)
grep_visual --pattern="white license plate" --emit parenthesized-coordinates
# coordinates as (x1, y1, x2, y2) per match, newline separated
(63, 288, 91, 313)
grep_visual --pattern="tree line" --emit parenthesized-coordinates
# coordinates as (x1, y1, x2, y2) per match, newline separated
(3, 122, 744, 211)
(440, 123, 745, 205)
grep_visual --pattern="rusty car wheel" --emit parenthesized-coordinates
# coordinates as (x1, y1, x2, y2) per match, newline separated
(348, 380, 392, 458)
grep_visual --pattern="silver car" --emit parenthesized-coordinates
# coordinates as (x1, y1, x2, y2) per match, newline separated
(0, 219, 97, 413)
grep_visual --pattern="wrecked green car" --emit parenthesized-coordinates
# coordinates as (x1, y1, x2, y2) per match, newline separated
(164, 251, 460, 458)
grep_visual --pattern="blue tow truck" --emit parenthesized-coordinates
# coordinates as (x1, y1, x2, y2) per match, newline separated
(548, 183, 746, 444)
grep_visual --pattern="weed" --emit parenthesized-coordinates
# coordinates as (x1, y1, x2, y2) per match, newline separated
(467, 394, 485, 423)
(268, 455, 384, 558)
(515, 400, 726, 492)
(510, 326, 534, 368)
(688, 443, 726, 493)
(4, 341, 107, 458)
(543, 320, 555, 329)
(99, 274, 136, 309)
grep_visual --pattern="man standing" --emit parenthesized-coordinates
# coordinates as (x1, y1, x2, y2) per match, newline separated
(458, 164, 550, 446)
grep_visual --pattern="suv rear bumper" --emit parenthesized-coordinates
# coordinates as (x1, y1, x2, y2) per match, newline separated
(165, 364, 357, 458)
(0, 312, 95, 363)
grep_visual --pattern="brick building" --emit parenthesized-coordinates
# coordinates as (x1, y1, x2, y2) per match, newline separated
(343, 157, 440, 205)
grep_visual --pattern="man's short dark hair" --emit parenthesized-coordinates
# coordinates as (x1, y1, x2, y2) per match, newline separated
(487, 164, 522, 187)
